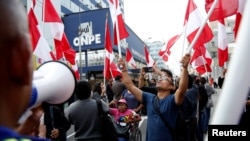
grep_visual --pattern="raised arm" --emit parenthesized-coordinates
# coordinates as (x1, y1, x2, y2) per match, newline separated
(118, 58, 143, 102)
(174, 54, 190, 105)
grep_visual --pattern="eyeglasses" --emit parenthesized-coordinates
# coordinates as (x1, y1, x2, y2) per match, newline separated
(158, 76, 173, 85)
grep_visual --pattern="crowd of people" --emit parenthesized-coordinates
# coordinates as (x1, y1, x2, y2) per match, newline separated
(0, 1, 231, 141)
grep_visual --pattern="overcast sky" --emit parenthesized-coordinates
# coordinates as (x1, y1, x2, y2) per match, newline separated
(124, 0, 208, 75)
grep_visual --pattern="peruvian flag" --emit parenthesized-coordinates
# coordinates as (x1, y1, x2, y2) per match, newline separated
(205, 0, 238, 22)
(43, 0, 64, 40)
(144, 46, 155, 67)
(234, 0, 246, 38)
(190, 45, 212, 75)
(126, 48, 137, 69)
(104, 18, 121, 79)
(217, 19, 228, 67)
(63, 49, 80, 80)
(43, 0, 79, 80)
(184, 0, 213, 49)
(54, 33, 72, 60)
(159, 34, 180, 62)
(108, 0, 129, 45)
(28, 6, 53, 62)
(55, 33, 80, 80)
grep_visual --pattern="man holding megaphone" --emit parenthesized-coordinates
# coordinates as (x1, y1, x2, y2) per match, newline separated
(0, 0, 48, 140)
(0, 0, 76, 140)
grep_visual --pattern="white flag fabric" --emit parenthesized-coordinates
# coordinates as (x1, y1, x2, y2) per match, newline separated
(108, 0, 129, 45)
(43, 0, 64, 40)
(184, 0, 213, 49)
(28, 7, 52, 62)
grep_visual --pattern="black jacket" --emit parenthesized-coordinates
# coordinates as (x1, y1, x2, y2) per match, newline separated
(43, 103, 70, 141)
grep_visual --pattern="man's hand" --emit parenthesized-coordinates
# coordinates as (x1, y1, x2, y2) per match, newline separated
(180, 54, 191, 68)
(15, 105, 43, 136)
(50, 128, 59, 139)
(118, 58, 127, 72)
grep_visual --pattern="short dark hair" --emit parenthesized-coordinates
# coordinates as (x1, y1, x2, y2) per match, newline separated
(76, 80, 91, 100)
(93, 81, 102, 94)
(115, 75, 122, 81)
(161, 69, 173, 78)
(200, 77, 207, 85)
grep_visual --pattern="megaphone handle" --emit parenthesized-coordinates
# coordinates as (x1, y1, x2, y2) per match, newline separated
(18, 110, 32, 124)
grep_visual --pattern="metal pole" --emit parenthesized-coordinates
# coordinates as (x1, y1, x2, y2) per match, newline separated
(78, 26, 82, 80)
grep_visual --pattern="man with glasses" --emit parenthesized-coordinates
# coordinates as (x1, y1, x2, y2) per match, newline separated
(118, 54, 190, 141)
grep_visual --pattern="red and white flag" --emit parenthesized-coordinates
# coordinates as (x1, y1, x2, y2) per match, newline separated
(126, 48, 137, 69)
(43, 0, 64, 40)
(28, 7, 53, 62)
(63, 48, 80, 80)
(190, 45, 212, 75)
(144, 46, 155, 67)
(159, 34, 180, 62)
(217, 19, 228, 67)
(205, 0, 238, 22)
(108, 0, 129, 45)
(184, 0, 213, 49)
(57, 34, 80, 80)
(104, 18, 121, 79)
(234, 0, 246, 38)
(43, 0, 79, 79)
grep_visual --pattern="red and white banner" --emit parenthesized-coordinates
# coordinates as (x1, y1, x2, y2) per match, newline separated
(184, 0, 213, 49)
(28, 6, 53, 62)
(144, 46, 155, 67)
(234, 0, 246, 38)
(43, 0, 64, 40)
(217, 19, 228, 67)
(126, 48, 137, 69)
(159, 34, 180, 62)
(104, 19, 121, 79)
(205, 0, 238, 22)
(190, 45, 212, 75)
(108, 0, 129, 45)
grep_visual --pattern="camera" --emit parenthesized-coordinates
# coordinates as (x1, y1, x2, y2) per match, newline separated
(143, 67, 154, 73)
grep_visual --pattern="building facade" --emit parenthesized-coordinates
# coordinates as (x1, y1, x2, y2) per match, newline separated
(24, 0, 146, 81)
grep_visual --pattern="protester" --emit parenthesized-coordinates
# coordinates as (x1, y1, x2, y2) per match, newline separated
(239, 90, 250, 130)
(200, 77, 216, 134)
(112, 75, 126, 100)
(65, 80, 109, 141)
(109, 99, 141, 141)
(218, 68, 227, 89)
(175, 74, 199, 141)
(42, 102, 70, 141)
(106, 78, 115, 103)
(0, 0, 49, 140)
(121, 80, 144, 114)
(118, 54, 190, 141)
(92, 81, 108, 103)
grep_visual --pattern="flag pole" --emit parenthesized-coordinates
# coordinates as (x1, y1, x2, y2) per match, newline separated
(114, 0, 122, 58)
(186, 0, 218, 54)
(210, 0, 250, 125)
(103, 12, 109, 85)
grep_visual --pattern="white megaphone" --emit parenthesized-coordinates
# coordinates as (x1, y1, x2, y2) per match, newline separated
(19, 61, 77, 123)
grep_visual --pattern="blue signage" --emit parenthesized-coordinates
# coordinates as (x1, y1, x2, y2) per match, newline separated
(63, 8, 145, 62)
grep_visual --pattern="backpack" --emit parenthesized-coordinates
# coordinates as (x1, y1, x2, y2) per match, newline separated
(96, 99, 118, 141)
